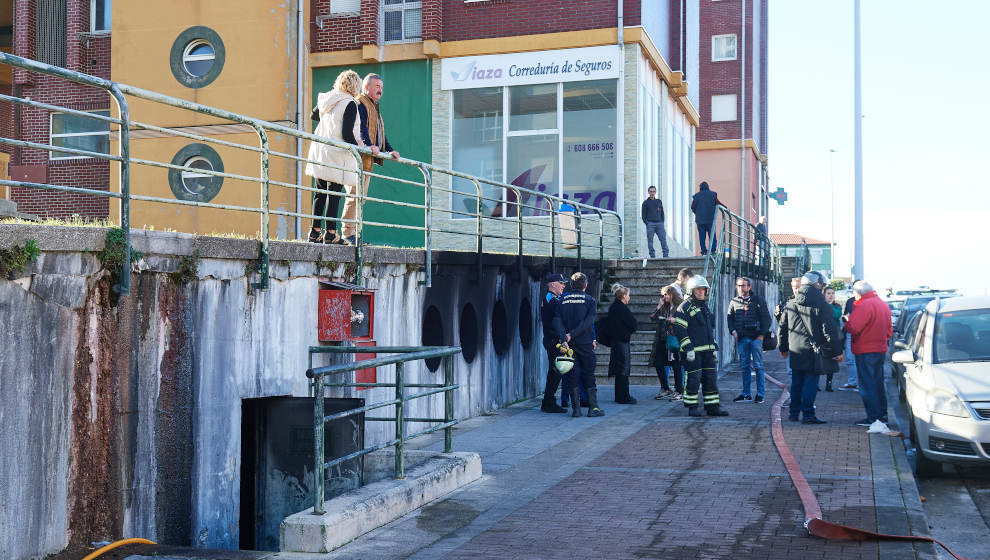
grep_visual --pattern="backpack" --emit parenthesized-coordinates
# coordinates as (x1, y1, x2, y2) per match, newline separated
(595, 318, 614, 348)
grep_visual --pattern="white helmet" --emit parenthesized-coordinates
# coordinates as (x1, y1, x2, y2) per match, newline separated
(554, 356, 574, 374)
(800, 270, 829, 289)
(685, 275, 710, 292)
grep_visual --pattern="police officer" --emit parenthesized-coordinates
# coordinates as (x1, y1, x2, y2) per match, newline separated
(540, 273, 568, 413)
(673, 275, 729, 417)
(552, 272, 605, 417)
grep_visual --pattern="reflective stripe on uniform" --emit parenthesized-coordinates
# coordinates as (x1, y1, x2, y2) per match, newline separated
(683, 392, 699, 404)
(703, 392, 720, 403)
(674, 318, 689, 328)
(693, 344, 715, 352)
(680, 337, 691, 349)
(688, 307, 699, 317)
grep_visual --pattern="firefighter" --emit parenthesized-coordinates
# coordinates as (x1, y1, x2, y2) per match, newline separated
(552, 272, 605, 417)
(673, 275, 729, 417)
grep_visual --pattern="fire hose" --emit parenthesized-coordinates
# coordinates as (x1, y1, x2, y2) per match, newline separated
(765, 372, 971, 560)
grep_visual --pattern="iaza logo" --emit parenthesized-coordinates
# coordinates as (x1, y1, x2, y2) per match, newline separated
(449, 61, 503, 82)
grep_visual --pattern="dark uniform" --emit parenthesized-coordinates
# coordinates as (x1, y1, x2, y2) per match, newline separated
(552, 289, 602, 415)
(540, 290, 566, 412)
(673, 295, 726, 415)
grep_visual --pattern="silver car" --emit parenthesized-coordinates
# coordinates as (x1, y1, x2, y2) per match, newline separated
(892, 296, 990, 476)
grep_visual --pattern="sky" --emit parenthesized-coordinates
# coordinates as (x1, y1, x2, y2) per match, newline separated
(767, 0, 990, 296)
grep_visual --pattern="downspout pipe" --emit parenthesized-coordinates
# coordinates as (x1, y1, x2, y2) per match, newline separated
(296, 0, 305, 239)
(739, 0, 747, 222)
(617, 0, 625, 257)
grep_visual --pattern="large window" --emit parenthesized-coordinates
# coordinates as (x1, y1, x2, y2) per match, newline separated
(451, 80, 618, 218)
(50, 110, 110, 160)
(712, 34, 737, 61)
(382, 0, 421, 42)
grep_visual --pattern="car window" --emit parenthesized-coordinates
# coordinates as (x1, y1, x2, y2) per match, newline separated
(887, 300, 905, 312)
(911, 312, 927, 354)
(933, 308, 990, 363)
(904, 311, 922, 345)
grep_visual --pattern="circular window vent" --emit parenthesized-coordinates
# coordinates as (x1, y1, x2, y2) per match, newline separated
(422, 305, 444, 372)
(491, 300, 509, 356)
(459, 302, 479, 363)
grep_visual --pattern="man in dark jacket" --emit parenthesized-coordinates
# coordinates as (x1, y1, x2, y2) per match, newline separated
(673, 275, 728, 417)
(552, 272, 604, 417)
(691, 181, 721, 255)
(728, 276, 771, 403)
(778, 272, 841, 424)
(540, 273, 569, 413)
(641, 186, 669, 258)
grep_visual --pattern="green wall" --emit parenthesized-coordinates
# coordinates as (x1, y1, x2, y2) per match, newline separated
(311, 59, 432, 247)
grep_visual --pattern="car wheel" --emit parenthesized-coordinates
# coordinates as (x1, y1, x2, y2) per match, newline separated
(909, 416, 942, 478)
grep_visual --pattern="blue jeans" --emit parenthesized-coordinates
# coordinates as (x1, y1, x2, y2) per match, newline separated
(645, 221, 669, 258)
(789, 369, 820, 419)
(854, 352, 887, 422)
(843, 335, 858, 385)
(737, 337, 766, 397)
(697, 223, 717, 254)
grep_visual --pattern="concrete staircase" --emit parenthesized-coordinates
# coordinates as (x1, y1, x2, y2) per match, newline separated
(594, 257, 710, 387)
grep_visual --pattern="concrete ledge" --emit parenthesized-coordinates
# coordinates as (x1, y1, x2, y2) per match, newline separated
(279, 450, 482, 553)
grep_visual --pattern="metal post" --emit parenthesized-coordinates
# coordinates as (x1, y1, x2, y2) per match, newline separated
(512, 186, 523, 279)
(853, 0, 864, 280)
(443, 354, 453, 453)
(547, 194, 556, 273)
(250, 124, 271, 290)
(594, 209, 605, 286)
(352, 147, 365, 287)
(418, 164, 433, 287)
(109, 84, 131, 296)
(394, 361, 405, 479)
(313, 372, 325, 514)
(472, 178, 484, 282)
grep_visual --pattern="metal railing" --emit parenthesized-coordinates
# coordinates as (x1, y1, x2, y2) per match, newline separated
(305, 345, 461, 515)
(704, 206, 782, 309)
(0, 53, 624, 293)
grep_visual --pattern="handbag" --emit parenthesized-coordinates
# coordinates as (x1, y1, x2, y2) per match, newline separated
(311, 106, 320, 122)
(762, 331, 778, 351)
(666, 335, 680, 351)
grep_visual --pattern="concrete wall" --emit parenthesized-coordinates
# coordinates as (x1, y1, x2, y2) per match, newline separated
(0, 225, 562, 557)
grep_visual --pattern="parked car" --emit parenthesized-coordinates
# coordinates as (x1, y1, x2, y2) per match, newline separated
(891, 309, 924, 402)
(893, 292, 959, 339)
(885, 295, 907, 325)
(892, 296, 990, 476)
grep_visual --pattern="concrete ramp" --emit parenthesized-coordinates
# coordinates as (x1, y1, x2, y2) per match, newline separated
(279, 450, 482, 553)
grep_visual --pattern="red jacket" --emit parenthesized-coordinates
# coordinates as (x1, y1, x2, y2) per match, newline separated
(844, 291, 892, 355)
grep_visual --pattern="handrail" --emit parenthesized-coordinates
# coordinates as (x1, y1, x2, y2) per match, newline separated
(0, 52, 624, 293)
(705, 206, 782, 318)
(305, 345, 461, 515)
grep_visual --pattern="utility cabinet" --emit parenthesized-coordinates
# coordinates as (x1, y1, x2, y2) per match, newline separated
(318, 281, 377, 388)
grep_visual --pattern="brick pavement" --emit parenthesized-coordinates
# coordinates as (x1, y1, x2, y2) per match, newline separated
(314, 352, 931, 560)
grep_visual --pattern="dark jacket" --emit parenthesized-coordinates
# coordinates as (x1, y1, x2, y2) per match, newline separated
(778, 286, 841, 372)
(673, 296, 717, 353)
(552, 290, 598, 347)
(541, 291, 563, 348)
(641, 197, 665, 224)
(691, 185, 719, 224)
(727, 294, 771, 339)
(607, 299, 638, 343)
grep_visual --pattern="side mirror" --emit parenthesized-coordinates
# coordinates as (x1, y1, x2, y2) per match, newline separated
(891, 349, 915, 364)
(893, 341, 909, 350)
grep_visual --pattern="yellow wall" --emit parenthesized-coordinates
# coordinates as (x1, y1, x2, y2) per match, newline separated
(110, 0, 303, 238)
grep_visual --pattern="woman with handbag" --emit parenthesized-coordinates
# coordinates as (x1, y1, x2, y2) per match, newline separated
(304, 69, 366, 245)
(607, 283, 639, 404)
(649, 285, 684, 401)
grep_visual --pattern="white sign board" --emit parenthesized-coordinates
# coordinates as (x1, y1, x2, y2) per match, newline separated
(441, 45, 622, 90)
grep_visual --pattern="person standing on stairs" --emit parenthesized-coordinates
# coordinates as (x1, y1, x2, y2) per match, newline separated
(552, 272, 605, 417)
(650, 284, 684, 400)
(607, 283, 638, 404)
(641, 186, 670, 259)
(673, 275, 729, 417)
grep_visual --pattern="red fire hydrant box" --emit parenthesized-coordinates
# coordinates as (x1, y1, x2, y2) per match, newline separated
(318, 281, 377, 389)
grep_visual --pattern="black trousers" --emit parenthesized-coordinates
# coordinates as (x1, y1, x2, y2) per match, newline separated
(683, 351, 719, 409)
(654, 349, 684, 393)
(313, 179, 344, 231)
(542, 341, 564, 406)
(571, 344, 597, 393)
(609, 340, 632, 402)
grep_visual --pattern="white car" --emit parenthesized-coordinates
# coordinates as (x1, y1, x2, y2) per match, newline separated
(892, 296, 990, 476)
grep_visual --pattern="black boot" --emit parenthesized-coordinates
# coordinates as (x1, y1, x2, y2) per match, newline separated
(587, 387, 605, 417)
(825, 374, 834, 392)
(706, 404, 729, 416)
(569, 386, 582, 417)
(688, 406, 702, 417)
(541, 398, 566, 413)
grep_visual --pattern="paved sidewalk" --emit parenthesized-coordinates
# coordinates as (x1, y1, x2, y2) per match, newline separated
(301, 353, 937, 560)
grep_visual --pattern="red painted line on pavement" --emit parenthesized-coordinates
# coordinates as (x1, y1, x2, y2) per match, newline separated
(764, 373, 972, 560)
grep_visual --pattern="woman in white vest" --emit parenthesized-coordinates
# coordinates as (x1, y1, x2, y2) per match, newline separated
(304, 69, 365, 244)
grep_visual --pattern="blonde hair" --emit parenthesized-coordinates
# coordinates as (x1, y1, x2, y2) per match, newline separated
(334, 70, 362, 97)
(612, 283, 629, 301)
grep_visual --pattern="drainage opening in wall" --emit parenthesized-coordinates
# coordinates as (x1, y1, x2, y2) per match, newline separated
(518, 297, 533, 348)
(459, 302, 478, 363)
(422, 305, 444, 371)
(491, 299, 509, 355)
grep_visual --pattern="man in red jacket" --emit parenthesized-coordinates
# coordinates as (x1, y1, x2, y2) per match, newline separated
(844, 280, 893, 426)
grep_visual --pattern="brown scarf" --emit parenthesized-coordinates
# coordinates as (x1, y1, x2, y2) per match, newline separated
(356, 94, 385, 171)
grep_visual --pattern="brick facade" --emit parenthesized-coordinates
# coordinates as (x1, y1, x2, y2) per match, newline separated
(310, 0, 640, 52)
(8, 0, 112, 220)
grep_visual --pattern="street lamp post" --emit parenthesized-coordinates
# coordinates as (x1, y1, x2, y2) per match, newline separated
(829, 148, 837, 280)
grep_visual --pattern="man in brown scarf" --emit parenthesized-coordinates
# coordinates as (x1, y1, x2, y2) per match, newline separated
(341, 73, 400, 243)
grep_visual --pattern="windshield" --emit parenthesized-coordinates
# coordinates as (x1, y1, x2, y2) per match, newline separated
(887, 300, 905, 312)
(933, 308, 990, 363)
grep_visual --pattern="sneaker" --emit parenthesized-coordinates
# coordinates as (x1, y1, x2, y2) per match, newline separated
(854, 418, 872, 427)
(838, 383, 858, 391)
(802, 417, 827, 425)
(733, 394, 753, 403)
(669, 393, 684, 402)
(754, 395, 765, 404)
(655, 389, 671, 400)
(587, 407, 605, 417)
